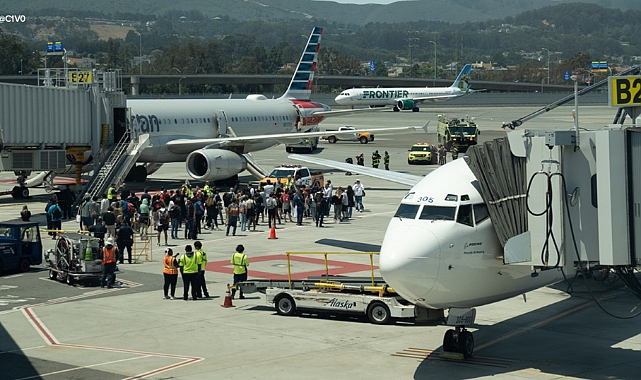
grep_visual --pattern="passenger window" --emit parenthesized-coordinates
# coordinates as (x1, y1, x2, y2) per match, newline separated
(473, 204, 489, 224)
(419, 205, 456, 221)
(456, 204, 474, 227)
(394, 204, 420, 219)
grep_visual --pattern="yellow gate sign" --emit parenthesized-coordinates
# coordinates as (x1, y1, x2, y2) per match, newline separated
(609, 75, 641, 107)
(69, 71, 92, 83)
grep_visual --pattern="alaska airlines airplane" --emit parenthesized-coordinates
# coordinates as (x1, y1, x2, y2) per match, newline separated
(335, 64, 475, 112)
(288, 153, 563, 358)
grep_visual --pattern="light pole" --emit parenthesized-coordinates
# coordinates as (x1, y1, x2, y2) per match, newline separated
(541, 47, 550, 85)
(134, 31, 142, 75)
(429, 40, 436, 86)
(178, 76, 186, 96)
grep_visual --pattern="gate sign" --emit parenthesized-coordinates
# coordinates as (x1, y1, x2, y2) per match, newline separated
(609, 75, 641, 107)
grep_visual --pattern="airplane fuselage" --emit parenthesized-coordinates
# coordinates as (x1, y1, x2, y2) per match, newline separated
(128, 97, 328, 162)
(379, 158, 563, 309)
(335, 87, 463, 107)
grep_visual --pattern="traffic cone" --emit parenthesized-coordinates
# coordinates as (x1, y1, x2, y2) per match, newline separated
(268, 223, 278, 239)
(222, 284, 234, 308)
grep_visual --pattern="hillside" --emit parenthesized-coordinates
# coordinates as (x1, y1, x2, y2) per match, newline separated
(2, 0, 640, 24)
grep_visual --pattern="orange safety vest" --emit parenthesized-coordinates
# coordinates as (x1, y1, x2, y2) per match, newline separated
(103, 246, 117, 264)
(163, 255, 178, 275)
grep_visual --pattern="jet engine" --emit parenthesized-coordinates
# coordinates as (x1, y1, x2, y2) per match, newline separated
(397, 99, 416, 110)
(186, 149, 247, 181)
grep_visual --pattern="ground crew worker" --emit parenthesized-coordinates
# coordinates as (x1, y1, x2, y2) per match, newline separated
(231, 244, 249, 299)
(101, 238, 118, 288)
(384, 151, 390, 170)
(163, 248, 179, 300)
(107, 183, 118, 203)
(179, 245, 201, 301)
(194, 241, 209, 298)
(285, 175, 295, 191)
(372, 150, 381, 168)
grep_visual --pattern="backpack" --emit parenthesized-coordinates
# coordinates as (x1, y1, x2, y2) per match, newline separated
(51, 206, 62, 220)
(126, 201, 136, 215)
(159, 209, 169, 225)
(205, 196, 215, 207)
(195, 201, 204, 215)
(229, 205, 240, 216)
(266, 197, 277, 210)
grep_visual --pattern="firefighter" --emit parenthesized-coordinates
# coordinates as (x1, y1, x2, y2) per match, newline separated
(383, 151, 390, 170)
(372, 150, 381, 168)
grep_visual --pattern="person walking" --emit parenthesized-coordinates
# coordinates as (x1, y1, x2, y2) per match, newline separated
(293, 190, 305, 226)
(230, 244, 248, 299)
(163, 248, 179, 299)
(116, 221, 134, 264)
(384, 151, 390, 170)
(226, 198, 240, 236)
(156, 204, 169, 246)
(169, 200, 182, 239)
(179, 245, 201, 301)
(102, 207, 117, 240)
(314, 190, 325, 227)
(194, 241, 209, 298)
(48, 200, 63, 239)
(100, 238, 118, 289)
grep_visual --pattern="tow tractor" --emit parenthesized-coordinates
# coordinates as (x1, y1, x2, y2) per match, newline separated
(236, 252, 424, 324)
(0, 222, 42, 274)
(44, 233, 113, 285)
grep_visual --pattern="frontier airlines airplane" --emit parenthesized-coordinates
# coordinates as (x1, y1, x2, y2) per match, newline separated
(335, 64, 477, 112)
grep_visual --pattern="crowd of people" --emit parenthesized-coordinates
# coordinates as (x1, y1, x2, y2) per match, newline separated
(74, 177, 368, 248)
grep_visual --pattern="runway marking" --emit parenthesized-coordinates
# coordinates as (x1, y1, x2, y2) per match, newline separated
(14, 355, 151, 380)
(21, 306, 203, 380)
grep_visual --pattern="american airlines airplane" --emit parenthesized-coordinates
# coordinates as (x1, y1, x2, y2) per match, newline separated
(335, 64, 476, 112)
(289, 153, 564, 358)
(125, 27, 420, 183)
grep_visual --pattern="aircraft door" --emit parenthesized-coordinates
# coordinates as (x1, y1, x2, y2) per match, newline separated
(216, 111, 229, 136)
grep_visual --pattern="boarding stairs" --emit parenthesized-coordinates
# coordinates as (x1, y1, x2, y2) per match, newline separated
(81, 132, 150, 202)
(244, 152, 270, 180)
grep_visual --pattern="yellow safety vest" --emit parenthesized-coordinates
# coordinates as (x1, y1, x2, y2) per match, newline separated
(231, 252, 248, 275)
(196, 249, 207, 272)
(179, 253, 201, 274)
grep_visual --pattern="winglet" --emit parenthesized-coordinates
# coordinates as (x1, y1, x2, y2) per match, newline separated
(421, 121, 430, 134)
(280, 27, 323, 101)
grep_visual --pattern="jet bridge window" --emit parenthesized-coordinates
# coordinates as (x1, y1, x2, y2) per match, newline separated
(419, 205, 456, 221)
(394, 204, 420, 219)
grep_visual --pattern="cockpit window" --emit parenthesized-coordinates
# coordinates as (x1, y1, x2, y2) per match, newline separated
(419, 205, 456, 221)
(473, 204, 489, 224)
(456, 204, 474, 227)
(403, 192, 415, 200)
(394, 204, 420, 219)
(445, 194, 458, 202)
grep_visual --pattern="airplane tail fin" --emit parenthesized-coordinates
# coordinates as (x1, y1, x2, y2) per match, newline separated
(280, 26, 323, 101)
(450, 64, 472, 93)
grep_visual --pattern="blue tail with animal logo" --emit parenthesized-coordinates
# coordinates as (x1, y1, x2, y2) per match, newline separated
(451, 64, 472, 93)
(280, 26, 323, 101)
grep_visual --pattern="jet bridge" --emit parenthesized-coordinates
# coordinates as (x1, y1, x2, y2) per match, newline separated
(0, 69, 127, 198)
(465, 79, 641, 300)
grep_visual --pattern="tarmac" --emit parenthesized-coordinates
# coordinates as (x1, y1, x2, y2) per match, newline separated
(1, 105, 640, 379)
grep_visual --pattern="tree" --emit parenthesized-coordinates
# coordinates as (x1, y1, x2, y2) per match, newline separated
(0, 33, 28, 75)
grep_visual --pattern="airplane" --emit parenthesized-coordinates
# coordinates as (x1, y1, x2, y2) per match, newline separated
(124, 26, 420, 184)
(288, 153, 565, 358)
(334, 64, 477, 112)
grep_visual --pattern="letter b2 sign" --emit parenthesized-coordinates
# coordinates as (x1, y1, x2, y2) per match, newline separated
(609, 76, 641, 107)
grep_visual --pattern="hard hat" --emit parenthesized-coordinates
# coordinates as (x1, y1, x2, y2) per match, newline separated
(106, 238, 114, 245)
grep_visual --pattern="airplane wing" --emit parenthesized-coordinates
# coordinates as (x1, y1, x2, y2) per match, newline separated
(288, 154, 423, 187)
(311, 107, 391, 117)
(166, 123, 428, 155)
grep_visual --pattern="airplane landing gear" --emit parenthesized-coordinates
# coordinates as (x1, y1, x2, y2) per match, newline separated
(412, 107, 420, 112)
(125, 165, 148, 182)
(443, 326, 474, 358)
(393, 106, 400, 112)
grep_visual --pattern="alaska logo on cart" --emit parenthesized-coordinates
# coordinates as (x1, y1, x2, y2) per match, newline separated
(324, 298, 356, 310)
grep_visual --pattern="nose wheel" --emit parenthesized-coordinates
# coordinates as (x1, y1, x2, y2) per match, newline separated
(443, 326, 474, 358)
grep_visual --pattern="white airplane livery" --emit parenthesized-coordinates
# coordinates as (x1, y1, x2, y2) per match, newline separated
(289, 153, 563, 357)
(335, 64, 475, 112)
(125, 27, 419, 184)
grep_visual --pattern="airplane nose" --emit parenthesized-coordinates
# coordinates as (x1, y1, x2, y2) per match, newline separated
(379, 222, 441, 304)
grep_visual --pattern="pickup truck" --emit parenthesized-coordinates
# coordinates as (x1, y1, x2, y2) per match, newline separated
(259, 165, 324, 190)
(322, 126, 374, 144)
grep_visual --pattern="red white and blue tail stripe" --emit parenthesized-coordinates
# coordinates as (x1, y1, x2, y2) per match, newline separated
(280, 27, 323, 101)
